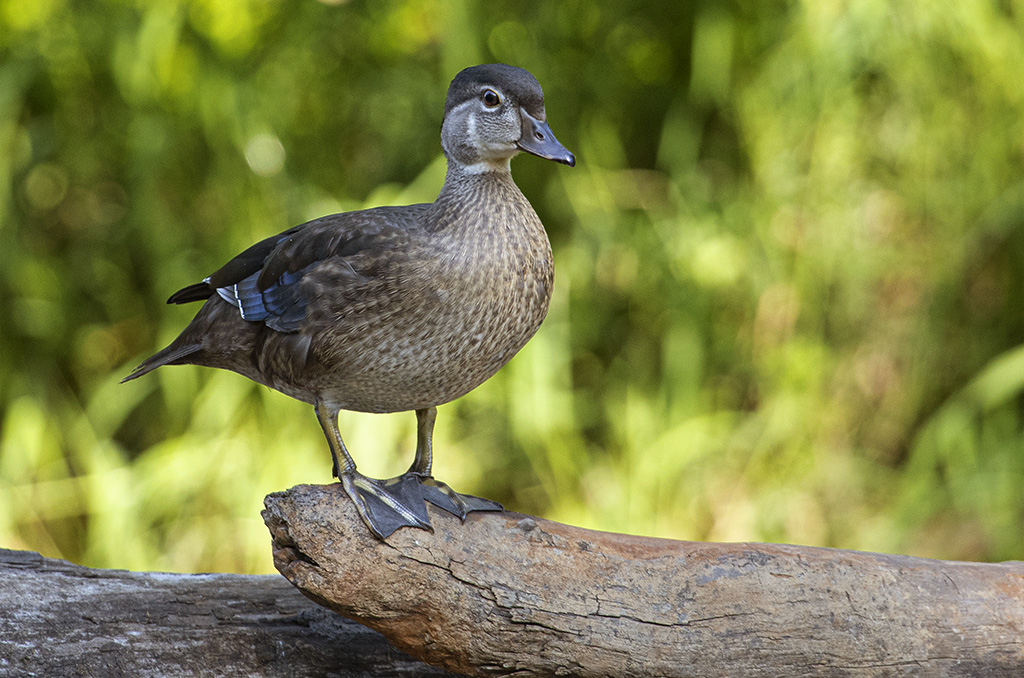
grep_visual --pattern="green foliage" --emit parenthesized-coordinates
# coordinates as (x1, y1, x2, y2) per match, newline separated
(2, 0, 1022, 572)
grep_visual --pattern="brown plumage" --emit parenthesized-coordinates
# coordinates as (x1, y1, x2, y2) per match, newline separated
(124, 64, 575, 539)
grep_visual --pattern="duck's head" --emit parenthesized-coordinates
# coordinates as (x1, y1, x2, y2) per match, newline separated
(441, 64, 576, 173)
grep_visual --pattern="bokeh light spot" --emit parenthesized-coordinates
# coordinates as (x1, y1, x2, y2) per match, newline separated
(244, 133, 286, 177)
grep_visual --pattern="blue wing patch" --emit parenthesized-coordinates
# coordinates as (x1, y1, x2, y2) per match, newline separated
(216, 267, 309, 332)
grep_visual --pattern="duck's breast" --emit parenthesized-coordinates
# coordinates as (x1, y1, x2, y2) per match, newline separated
(308, 199, 554, 413)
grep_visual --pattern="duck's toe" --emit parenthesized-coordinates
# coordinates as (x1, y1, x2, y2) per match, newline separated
(457, 492, 504, 514)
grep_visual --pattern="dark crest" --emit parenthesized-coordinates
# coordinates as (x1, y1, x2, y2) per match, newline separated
(444, 63, 546, 119)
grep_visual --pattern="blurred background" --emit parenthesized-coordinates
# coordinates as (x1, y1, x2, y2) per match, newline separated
(1, 0, 1023, 574)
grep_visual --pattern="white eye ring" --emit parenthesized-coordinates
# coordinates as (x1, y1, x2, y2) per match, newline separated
(481, 89, 501, 108)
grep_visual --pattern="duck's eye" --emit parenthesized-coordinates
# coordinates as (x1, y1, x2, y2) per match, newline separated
(481, 89, 501, 108)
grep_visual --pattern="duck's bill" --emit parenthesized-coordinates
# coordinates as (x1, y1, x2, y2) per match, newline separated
(517, 109, 576, 167)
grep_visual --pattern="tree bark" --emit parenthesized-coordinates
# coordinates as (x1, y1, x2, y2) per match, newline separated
(264, 483, 1024, 677)
(0, 548, 458, 677)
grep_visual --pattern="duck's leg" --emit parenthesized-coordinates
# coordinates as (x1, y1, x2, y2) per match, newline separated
(314, 398, 431, 540)
(408, 406, 504, 518)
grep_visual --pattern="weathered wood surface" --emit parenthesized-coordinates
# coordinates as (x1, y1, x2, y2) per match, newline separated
(0, 548, 459, 677)
(264, 483, 1024, 677)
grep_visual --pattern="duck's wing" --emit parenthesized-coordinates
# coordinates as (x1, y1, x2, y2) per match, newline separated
(168, 205, 428, 333)
(165, 223, 306, 305)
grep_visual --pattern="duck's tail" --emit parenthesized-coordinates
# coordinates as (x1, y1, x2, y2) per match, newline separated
(121, 342, 204, 383)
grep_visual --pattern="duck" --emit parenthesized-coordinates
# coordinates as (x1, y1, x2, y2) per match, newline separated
(122, 64, 575, 539)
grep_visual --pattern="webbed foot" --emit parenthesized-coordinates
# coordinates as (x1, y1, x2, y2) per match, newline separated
(415, 474, 504, 519)
(341, 472, 503, 540)
(341, 472, 431, 540)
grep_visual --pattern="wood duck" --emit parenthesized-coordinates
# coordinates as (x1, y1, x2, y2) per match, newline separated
(123, 64, 575, 539)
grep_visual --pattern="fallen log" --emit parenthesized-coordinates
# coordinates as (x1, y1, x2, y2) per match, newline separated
(264, 483, 1024, 677)
(0, 548, 457, 677)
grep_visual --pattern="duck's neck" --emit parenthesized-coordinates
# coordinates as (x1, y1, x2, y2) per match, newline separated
(427, 159, 527, 233)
